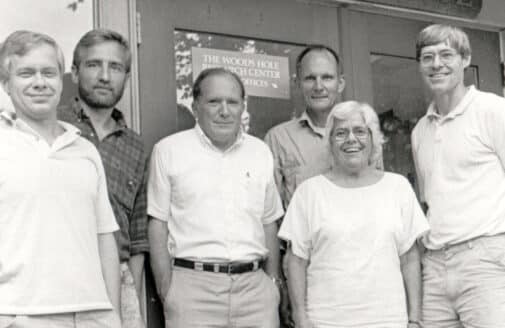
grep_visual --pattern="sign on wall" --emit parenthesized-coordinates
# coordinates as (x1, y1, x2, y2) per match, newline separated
(192, 47, 290, 99)
(359, 0, 482, 18)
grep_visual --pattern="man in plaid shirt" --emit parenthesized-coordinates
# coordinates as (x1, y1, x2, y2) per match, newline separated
(58, 29, 148, 327)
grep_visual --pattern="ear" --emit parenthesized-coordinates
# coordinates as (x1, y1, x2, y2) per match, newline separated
(338, 75, 346, 93)
(1, 79, 10, 95)
(462, 54, 471, 69)
(191, 100, 199, 120)
(71, 65, 79, 84)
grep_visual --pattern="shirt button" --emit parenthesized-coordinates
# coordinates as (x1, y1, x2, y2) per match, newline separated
(89, 132, 95, 137)
(127, 180, 135, 189)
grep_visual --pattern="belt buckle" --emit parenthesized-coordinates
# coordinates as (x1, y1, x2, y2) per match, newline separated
(227, 263, 234, 275)
(194, 262, 204, 271)
(252, 261, 259, 271)
(213, 263, 220, 273)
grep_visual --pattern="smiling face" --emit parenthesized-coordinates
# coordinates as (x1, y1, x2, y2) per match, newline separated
(193, 73, 245, 150)
(419, 41, 470, 97)
(2, 43, 62, 124)
(330, 111, 372, 174)
(72, 41, 129, 110)
(298, 49, 345, 116)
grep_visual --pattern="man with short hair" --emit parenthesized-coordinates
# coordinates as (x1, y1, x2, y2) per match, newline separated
(412, 24, 505, 327)
(0, 30, 120, 328)
(148, 67, 284, 328)
(265, 44, 345, 209)
(58, 29, 148, 327)
(264, 45, 345, 327)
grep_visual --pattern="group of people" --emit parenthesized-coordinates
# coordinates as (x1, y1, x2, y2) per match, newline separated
(0, 22, 505, 328)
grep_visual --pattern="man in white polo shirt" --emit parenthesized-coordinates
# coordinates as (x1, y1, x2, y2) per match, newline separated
(0, 30, 120, 328)
(148, 67, 284, 328)
(412, 24, 505, 327)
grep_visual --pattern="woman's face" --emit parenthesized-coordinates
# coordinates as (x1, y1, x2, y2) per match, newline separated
(330, 111, 373, 174)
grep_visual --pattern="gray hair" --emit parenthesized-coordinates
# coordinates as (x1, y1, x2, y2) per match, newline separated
(326, 101, 384, 167)
(0, 30, 65, 83)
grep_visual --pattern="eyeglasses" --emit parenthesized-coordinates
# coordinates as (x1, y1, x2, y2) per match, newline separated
(332, 127, 370, 141)
(419, 51, 459, 66)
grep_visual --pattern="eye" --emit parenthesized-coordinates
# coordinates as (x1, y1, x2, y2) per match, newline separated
(110, 63, 125, 73)
(440, 52, 455, 61)
(322, 74, 335, 81)
(420, 53, 434, 64)
(334, 129, 348, 139)
(17, 70, 33, 78)
(42, 69, 58, 78)
(353, 127, 369, 138)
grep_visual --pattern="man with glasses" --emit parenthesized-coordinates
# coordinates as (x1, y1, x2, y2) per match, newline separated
(412, 24, 505, 327)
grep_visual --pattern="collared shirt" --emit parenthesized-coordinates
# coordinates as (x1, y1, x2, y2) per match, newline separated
(412, 85, 505, 249)
(265, 111, 332, 208)
(58, 99, 149, 262)
(0, 113, 118, 314)
(147, 125, 284, 262)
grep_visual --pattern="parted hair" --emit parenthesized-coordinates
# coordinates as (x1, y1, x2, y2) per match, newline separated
(416, 24, 471, 61)
(72, 28, 131, 73)
(0, 30, 65, 83)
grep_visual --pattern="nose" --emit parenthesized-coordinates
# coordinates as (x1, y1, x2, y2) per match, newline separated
(346, 130, 359, 142)
(431, 54, 443, 68)
(218, 100, 231, 117)
(32, 72, 47, 90)
(98, 65, 111, 82)
(314, 77, 324, 90)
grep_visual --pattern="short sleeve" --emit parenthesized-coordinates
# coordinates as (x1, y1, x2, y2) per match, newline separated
(261, 147, 284, 224)
(278, 184, 311, 260)
(147, 141, 172, 222)
(94, 153, 119, 234)
(396, 177, 429, 255)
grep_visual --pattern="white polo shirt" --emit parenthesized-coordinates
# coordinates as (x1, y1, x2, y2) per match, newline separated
(147, 126, 284, 262)
(412, 86, 505, 249)
(0, 114, 119, 314)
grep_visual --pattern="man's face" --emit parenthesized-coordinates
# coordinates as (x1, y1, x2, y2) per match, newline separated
(298, 50, 345, 114)
(419, 41, 470, 96)
(73, 41, 129, 110)
(193, 73, 245, 150)
(2, 44, 62, 123)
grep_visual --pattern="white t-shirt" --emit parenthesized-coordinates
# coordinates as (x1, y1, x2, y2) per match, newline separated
(0, 118, 118, 314)
(278, 172, 428, 328)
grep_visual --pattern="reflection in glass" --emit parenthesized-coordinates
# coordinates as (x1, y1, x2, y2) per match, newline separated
(174, 30, 305, 138)
(371, 53, 478, 186)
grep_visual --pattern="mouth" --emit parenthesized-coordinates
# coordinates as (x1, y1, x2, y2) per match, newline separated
(94, 87, 113, 93)
(342, 147, 362, 153)
(429, 72, 449, 79)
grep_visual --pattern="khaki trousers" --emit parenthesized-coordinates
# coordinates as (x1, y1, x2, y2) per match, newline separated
(164, 266, 280, 328)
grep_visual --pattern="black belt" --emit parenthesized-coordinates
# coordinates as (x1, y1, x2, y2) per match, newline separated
(173, 258, 265, 274)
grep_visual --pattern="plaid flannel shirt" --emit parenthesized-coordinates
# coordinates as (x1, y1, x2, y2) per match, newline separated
(58, 99, 149, 261)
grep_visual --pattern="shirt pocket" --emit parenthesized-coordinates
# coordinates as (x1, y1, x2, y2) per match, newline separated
(240, 172, 266, 219)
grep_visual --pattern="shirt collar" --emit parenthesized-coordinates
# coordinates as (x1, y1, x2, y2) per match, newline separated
(72, 98, 128, 131)
(1, 110, 81, 146)
(298, 111, 326, 137)
(427, 85, 476, 121)
(194, 123, 245, 153)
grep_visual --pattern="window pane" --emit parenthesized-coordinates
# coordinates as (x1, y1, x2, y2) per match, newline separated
(174, 30, 305, 138)
(371, 53, 478, 185)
